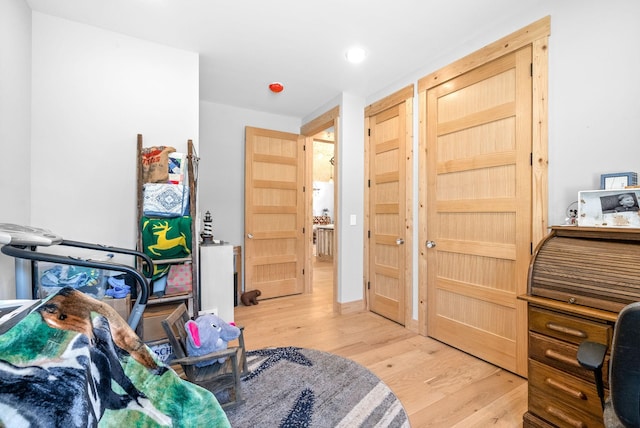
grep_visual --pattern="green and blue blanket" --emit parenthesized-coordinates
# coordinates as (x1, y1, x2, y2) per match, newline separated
(0, 287, 230, 427)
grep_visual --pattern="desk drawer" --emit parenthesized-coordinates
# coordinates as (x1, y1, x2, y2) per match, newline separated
(529, 331, 610, 387)
(529, 306, 612, 346)
(529, 385, 604, 428)
(529, 359, 605, 420)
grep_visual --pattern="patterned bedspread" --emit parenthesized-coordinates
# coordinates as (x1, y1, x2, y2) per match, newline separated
(0, 287, 230, 427)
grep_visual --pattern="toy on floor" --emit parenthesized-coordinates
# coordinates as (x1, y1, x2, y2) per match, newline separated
(241, 290, 261, 306)
(185, 313, 240, 367)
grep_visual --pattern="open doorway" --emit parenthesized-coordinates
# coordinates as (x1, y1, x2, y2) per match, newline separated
(300, 106, 339, 309)
(311, 129, 335, 293)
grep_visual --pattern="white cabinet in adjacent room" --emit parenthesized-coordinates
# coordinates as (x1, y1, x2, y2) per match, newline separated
(199, 244, 234, 323)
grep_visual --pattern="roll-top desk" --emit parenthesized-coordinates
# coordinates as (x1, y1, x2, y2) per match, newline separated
(521, 226, 640, 428)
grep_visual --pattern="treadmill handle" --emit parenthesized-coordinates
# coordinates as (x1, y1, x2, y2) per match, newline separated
(0, 245, 150, 331)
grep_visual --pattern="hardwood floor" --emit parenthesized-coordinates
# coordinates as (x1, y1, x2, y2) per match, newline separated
(234, 260, 528, 427)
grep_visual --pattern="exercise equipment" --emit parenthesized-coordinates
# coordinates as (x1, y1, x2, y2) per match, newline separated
(0, 223, 151, 330)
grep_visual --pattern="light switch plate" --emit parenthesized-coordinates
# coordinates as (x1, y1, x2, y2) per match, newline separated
(350, 214, 357, 225)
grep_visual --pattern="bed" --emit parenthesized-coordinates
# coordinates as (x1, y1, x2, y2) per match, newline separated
(0, 287, 231, 427)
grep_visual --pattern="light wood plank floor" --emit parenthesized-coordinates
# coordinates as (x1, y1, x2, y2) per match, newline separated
(234, 261, 528, 427)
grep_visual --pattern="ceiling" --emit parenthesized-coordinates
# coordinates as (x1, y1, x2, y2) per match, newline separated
(25, 0, 541, 118)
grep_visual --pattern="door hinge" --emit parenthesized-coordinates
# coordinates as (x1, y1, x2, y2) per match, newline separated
(530, 152, 533, 166)
(368, 128, 371, 137)
(303, 144, 306, 151)
(302, 268, 305, 275)
(368, 179, 371, 188)
(368, 230, 371, 239)
(367, 281, 370, 290)
(303, 185, 305, 192)
(302, 227, 305, 234)
(530, 63, 533, 77)
(530, 242, 533, 255)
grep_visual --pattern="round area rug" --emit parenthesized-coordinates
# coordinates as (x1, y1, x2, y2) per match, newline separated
(224, 347, 409, 428)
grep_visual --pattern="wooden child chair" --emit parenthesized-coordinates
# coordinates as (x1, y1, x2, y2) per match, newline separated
(161, 304, 247, 408)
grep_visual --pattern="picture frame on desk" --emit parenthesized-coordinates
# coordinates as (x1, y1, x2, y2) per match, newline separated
(600, 172, 638, 190)
(578, 189, 640, 227)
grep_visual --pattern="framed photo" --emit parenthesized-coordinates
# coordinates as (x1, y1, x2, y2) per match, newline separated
(578, 189, 640, 227)
(600, 172, 638, 190)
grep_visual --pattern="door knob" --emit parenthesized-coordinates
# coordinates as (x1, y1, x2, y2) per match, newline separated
(247, 233, 254, 239)
(396, 238, 405, 245)
(426, 240, 436, 248)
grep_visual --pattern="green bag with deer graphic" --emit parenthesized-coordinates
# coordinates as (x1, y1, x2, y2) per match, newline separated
(141, 216, 192, 279)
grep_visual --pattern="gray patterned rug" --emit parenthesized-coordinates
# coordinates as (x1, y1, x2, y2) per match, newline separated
(224, 347, 410, 428)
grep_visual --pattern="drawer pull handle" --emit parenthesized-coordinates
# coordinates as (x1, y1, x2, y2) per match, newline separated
(545, 349, 581, 367)
(544, 377, 587, 400)
(546, 322, 587, 338)
(546, 405, 587, 428)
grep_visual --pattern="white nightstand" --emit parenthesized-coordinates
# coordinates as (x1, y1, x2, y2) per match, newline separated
(199, 244, 234, 322)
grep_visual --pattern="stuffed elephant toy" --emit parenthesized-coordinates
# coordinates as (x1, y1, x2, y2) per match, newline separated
(185, 313, 240, 367)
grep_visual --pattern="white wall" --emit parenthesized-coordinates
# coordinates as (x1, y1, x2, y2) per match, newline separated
(0, 12, 199, 298)
(0, 0, 32, 299)
(336, 93, 366, 303)
(546, 1, 640, 225)
(30, 13, 199, 258)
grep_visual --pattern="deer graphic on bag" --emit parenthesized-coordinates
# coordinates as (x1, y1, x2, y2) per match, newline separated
(148, 221, 191, 256)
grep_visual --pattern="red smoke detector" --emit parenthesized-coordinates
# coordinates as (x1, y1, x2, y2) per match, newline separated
(269, 82, 284, 93)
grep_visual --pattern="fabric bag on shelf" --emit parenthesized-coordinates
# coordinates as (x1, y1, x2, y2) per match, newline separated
(166, 264, 192, 294)
(141, 145, 176, 183)
(143, 183, 190, 217)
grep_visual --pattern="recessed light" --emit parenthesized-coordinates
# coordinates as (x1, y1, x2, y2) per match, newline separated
(345, 47, 367, 64)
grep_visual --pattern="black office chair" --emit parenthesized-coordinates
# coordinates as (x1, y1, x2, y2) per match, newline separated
(577, 301, 640, 428)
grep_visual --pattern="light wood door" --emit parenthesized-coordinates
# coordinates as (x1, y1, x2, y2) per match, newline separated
(425, 47, 532, 375)
(368, 103, 407, 324)
(244, 126, 305, 299)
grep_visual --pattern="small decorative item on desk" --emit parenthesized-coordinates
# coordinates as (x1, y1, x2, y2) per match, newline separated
(201, 210, 213, 244)
(565, 201, 579, 225)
